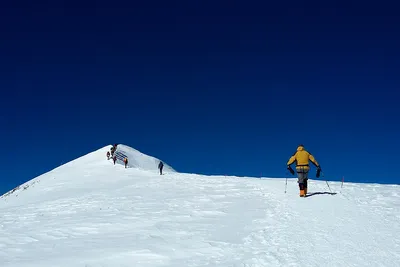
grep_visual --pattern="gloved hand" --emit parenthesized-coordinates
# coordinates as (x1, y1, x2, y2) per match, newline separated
(287, 165, 295, 176)
(316, 166, 322, 178)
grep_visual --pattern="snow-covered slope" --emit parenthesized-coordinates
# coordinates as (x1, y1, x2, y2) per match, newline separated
(0, 145, 174, 203)
(0, 146, 399, 267)
(114, 144, 175, 173)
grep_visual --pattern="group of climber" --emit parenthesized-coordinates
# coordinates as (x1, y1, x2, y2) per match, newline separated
(106, 144, 165, 174)
(106, 144, 118, 165)
(106, 144, 128, 168)
(287, 144, 322, 197)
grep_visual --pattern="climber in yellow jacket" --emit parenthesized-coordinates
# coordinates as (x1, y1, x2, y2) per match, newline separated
(287, 144, 321, 197)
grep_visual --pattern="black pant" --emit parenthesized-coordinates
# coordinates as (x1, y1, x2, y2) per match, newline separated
(299, 179, 308, 190)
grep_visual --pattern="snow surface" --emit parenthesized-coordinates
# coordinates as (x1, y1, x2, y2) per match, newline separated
(0, 145, 399, 267)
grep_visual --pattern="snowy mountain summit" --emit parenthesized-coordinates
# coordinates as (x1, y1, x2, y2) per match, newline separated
(0, 145, 399, 267)
(1, 144, 175, 202)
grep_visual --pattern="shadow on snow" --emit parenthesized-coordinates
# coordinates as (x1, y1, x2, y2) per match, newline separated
(305, 192, 337, 198)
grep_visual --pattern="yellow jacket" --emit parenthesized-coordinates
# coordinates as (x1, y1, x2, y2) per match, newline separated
(287, 145, 319, 172)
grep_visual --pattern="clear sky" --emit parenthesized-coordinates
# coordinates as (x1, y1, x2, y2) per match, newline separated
(1, 0, 399, 194)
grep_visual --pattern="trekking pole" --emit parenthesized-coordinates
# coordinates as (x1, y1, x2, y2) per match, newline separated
(326, 180, 332, 193)
(322, 172, 332, 193)
(285, 171, 288, 193)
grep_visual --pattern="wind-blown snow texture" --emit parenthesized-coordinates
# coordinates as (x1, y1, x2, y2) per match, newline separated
(0, 145, 399, 267)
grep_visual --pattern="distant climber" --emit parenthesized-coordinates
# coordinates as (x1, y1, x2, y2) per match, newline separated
(113, 155, 117, 165)
(107, 151, 110, 160)
(110, 144, 119, 156)
(287, 144, 321, 197)
(123, 157, 128, 168)
(158, 161, 164, 175)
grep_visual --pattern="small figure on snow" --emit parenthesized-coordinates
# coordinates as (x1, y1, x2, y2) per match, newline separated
(287, 144, 321, 197)
(110, 144, 118, 157)
(107, 151, 110, 160)
(123, 157, 128, 168)
(113, 155, 117, 165)
(158, 161, 164, 175)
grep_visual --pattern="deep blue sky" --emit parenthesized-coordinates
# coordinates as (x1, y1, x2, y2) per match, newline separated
(1, 0, 399, 194)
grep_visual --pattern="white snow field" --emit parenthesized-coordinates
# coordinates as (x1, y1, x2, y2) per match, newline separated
(0, 145, 399, 267)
